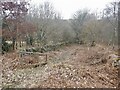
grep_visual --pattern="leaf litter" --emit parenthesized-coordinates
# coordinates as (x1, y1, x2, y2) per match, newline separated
(1, 44, 119, 88)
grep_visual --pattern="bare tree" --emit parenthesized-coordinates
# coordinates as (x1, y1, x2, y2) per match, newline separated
(1, 0, 29, 50)
(103, 1, 119, 46)
(118, 2, 120, 47)
(28, 2, 62, 46)
(71, 9, 90, 44)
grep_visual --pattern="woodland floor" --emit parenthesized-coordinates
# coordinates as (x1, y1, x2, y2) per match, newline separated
(0, 44, 119, 88)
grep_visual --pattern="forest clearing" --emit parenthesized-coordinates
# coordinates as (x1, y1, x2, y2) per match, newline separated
(0, 0, 120, 89)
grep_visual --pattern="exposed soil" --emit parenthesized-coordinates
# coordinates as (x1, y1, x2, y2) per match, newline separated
(1, 44, 119, 88)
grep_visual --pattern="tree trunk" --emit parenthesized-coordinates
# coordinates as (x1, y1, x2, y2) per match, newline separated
(118, 2, 120, 47)
(118, 2, 120, 89)
(19, 40, 22, 47)
(12, 37, 16, 50)
(16, 41, 17, 49)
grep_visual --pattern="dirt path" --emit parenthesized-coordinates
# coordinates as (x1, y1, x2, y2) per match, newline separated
(1, 44, 119, 88)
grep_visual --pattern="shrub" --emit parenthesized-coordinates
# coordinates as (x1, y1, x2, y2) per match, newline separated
(2, 38, 12, 54)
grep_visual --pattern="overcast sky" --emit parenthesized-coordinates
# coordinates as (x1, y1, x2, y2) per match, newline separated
(31, 0, 115, 19)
